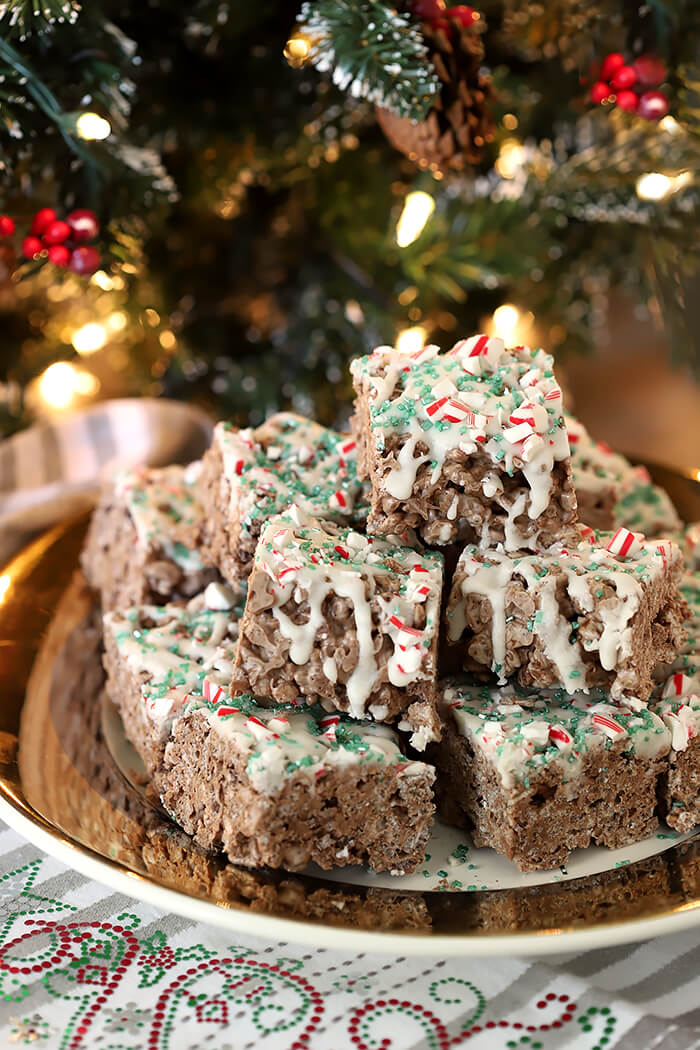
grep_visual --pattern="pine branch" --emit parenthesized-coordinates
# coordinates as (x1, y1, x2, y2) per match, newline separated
(298, 0, 439, 121)
(0, 0, 79, 39)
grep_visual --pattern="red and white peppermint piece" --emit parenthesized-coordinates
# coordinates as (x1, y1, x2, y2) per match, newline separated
(593, 712, 625, 738)
(319, 714, 340, 739)
(388, 614, 424, 649)
(203, 678, 225, 705)
(663, 672, 690, 698)
(509, 404, 536, 427)
(216, 705, 240, 718)
(398, 344, 439, 365)
(277, 563, 300, 582)
(544, 386, 562, 404)
(451, 334, 505, 375)
(605, 527, 639, 558)
(548, 725, 572, 747)
(578, 524, 596, 542)
(519, 367, 541, 388)
(520, 433, 545, 462)
(328, 490, 349, 511)
(334, 544, 350, 560)
(503, 421, 535, 445)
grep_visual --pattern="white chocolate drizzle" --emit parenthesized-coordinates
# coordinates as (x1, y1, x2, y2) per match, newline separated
(252, 506, 443, 719)
(447, 533, 683, 696)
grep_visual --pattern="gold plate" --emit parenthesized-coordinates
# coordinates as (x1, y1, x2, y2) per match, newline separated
(0, 460, 699, 955)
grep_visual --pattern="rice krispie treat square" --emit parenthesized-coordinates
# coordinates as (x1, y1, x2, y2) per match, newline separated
(350, 335, 577, 549)
(653, 672, 700, 833)
(102, 581, 244, 775)
(230, 506, 444, 748)
(432, 681, 671, 871)
(445, 529, 687, 702)
(82, 463, 217, 611)
(160, 691, 435, 874)
(198, 412, 366, 581)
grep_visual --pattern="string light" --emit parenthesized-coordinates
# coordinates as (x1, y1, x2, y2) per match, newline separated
(635, 171, 691, 201)
(38, 362, 99, 411)
(76, 112, 111, 140)
(396, 325, 427, 354)
(284, 31, 311, 68)
(72, 322, 107, 354)
(91, 270, 115, 290)
(396, 191, 435, 247)
(0, 575, 10, 605)
(491, 303, 520, 339)
(659, 116, 681, 134)
(107, 311, 128, 332)
(495, 139, 525, 180)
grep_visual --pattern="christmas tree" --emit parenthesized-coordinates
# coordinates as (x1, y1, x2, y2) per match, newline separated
(0, 0, 697, 435)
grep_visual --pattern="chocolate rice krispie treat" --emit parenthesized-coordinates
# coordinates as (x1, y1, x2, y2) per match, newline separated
(102, 582, 244, 776)
(82, 463, 217, 611)
(198, 412, 365, 582)
(231, 506, 444, 747)
(653, 672, 700, 833)
(445, 530, 687, 702)
(160, 691, 435, 874)
(654, 572, 700, 683)
(432, 681, 672, 871)
(350, 335, 577, 550)
(566, 411, 681, 537)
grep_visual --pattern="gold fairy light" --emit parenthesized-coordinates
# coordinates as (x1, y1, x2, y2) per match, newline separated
(38, 362, 100, 411)
(76, 112, 112, 141)
(395, 325, 427, 354)
(72, 322, 107, 355)
(492, 303, 520, 339)
(396, 191, 435, 247)
(635, 171, 691, 201)
(284, 31, 312, 68)
(495, 139, 525, 180)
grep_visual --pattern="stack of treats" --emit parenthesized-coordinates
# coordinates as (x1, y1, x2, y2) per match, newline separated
(82, 336, 700, 875)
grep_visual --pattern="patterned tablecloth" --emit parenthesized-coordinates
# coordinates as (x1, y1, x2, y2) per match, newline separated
(1, 401, 700, 1049)
(0, 822, 699, 1050)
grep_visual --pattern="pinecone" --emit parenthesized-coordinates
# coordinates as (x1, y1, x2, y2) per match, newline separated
(376, 16, 495, 173)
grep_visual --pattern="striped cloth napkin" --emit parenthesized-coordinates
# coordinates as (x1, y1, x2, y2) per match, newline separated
(0, 398, 213, 563)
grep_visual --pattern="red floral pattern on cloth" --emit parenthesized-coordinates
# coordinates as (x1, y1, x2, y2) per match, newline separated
(0, 831, 694, 1049)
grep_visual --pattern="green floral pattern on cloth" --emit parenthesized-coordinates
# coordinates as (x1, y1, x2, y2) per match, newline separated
(0, 826, 698, 1049)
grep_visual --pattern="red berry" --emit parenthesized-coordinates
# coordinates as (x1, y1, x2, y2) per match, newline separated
(445, 5, 479, 27)
(42, 220, 71, 246)
(590, 81, 611, 105)
(22, 236, 43, 258)
(69, 245, 100, 276)
(66, 208, 99, 243)
(48, 244, 71, 267)
(412, 0, 446, 20)
(31, 207, 57, 236)
(616, 90, 639, 112)
(633, 53, 666, 88)
(600, 52, 625, 82)
(0, 215, 15, 237)
(638, 90, 670, 121)
(610, 65, 637, 91)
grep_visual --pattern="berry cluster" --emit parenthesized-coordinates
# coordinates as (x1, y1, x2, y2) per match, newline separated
(0, 206, 101, 275)
(412, 1, 480, 31)
(589, 52, 670, 121)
